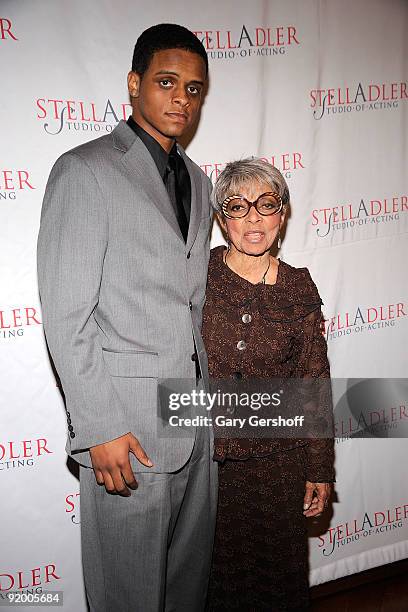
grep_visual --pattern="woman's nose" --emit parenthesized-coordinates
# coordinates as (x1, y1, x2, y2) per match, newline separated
(246, 204, 262, 222)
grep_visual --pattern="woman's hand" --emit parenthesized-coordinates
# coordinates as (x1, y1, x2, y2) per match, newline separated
(303, 481, 331, 517)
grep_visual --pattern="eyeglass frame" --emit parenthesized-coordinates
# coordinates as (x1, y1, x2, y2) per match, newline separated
(220, 191, 284, 219)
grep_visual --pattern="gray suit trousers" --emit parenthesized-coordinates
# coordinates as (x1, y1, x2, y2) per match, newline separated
(79, 425, 218, 612)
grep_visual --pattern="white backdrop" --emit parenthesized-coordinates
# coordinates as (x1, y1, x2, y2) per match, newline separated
(1, 0, 407, 609)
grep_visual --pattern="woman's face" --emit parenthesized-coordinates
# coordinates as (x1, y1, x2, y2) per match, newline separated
(219, 181, 285, 257)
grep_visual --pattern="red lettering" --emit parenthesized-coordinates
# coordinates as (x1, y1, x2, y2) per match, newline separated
(216, 31, 225, 49)
(311, 210, 319, 226)
(66, 100, 76, 120)
(31, 568, 41, 587)
(370, 199, 382, 215)
(17, 571, 29, 590)
(48, 99, 64, 120)
(226, 31, 236, 49)
(0, 573, 14, 591)
(79, 101, 90, 121)
(200, 164, 212, 177)
(12, 309, 22, 327)
(44, 564, 60, 583)
(367, 308, 378, 323)
(396, 303, 406, 317)
(288, 26, 299, 45)
(91, 103, 102, 122)
(25, 307, 41, 325)
(22, 440, 32, 458)
(0, 18, 17, 40)
(204, 31, 213, 50)
(255, 28, 266, 47)
(327, 88, 335, 106)
(382, 84, 390, 101)
(9, 442, 20, 459)
(293, 152, 304, 169)
(18, 171, 34, 190)
(36, 98, 47, 119)
(37, 439, 52, 455)
(3, 170, 13, 190)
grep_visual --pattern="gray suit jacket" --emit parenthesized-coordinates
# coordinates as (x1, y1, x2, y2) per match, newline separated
(37, 120, 212, 470)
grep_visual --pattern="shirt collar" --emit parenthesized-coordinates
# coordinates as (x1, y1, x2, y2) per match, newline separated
(127, 116, 176, 179)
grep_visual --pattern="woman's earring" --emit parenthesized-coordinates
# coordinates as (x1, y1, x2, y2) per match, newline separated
(277, 231, 281, 249)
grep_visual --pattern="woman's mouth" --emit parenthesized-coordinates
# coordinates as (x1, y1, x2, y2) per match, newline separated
(244, 231, 265, 243)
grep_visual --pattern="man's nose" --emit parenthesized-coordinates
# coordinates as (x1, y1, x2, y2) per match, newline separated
(172, 85, 189, 106)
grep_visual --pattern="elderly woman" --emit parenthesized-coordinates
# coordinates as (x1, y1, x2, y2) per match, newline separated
(202, 158, 335, 611)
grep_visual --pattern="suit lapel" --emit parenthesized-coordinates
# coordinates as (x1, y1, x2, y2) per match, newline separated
(178, 145, 203, 252)
(113, 121, 184, 242)
(112, 121, 203, 249)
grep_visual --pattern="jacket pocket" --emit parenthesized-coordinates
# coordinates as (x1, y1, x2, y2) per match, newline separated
(102, 350, 158, 378)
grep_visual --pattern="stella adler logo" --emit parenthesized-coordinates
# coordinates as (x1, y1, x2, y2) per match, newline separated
(193, 24, 300, 60)
(310, 81, 407, 120)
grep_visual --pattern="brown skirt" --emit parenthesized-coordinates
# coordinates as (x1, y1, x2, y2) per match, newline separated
(207, 447, 310, 611)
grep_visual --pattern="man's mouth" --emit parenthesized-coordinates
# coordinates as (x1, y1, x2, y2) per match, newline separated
(166, 112, 188, 123)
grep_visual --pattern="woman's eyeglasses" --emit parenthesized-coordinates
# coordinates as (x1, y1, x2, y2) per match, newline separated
(221, 192, 283, 219)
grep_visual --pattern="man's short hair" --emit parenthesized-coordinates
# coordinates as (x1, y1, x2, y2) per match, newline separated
(132, 23, 208, 77)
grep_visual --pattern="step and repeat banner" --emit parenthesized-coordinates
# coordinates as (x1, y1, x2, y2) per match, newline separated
(1, 0, 407, 609)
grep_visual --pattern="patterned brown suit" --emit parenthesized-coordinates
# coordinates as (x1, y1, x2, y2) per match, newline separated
(202, 246, 335, 611)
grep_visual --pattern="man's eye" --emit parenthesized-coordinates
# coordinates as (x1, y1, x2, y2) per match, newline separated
(160, 79, 173, 88)
(188, 86, 200, 95)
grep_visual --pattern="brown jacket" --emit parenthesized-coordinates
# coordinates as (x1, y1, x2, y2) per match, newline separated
(202, 246, 335, 482)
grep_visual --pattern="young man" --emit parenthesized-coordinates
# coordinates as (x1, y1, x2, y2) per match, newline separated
(37, 24, 217, 612)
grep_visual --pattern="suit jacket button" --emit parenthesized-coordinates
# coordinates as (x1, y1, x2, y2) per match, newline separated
(66, 411, 71, 417)
(191, 353, 198, 362)
(232, 371, 243, 380)
(70, 432, 76, 439)
(237, 340, 246, 350)
(67, 417, 72, 425)
(68, 425, 74, 432)
(189, 301, 192, 311)
(187, 251, 191, 259)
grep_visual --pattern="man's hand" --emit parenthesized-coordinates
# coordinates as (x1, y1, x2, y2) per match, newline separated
(303, 481, 331, 517)
(89, 432, 153, 496)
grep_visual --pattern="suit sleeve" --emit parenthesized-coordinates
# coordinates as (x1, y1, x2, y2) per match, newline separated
(294, 271, 336, 483)
(37, 152, 130, 455)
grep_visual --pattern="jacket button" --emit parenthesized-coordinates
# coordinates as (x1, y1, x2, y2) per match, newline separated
(189, 301, 192, 311)
(242, 313, 252, 323)
(68, 425, 74, 432)
(237, 340, 246, 350)
(66, 411, 71, 417)
(233, 371, 243, 380)
(70, 432, 76, 439)
(67, 417, 72, 425)
(191, 353, 198, 362)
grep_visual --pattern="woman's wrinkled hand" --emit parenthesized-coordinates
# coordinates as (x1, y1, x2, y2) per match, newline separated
(303, 481, 331, 517)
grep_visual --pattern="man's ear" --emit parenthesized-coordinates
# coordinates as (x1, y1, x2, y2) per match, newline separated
(128, 71, 141, 98)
